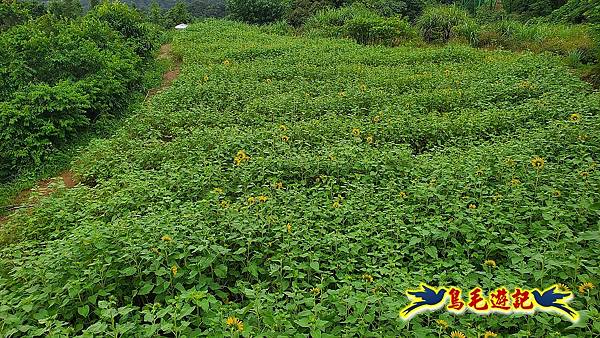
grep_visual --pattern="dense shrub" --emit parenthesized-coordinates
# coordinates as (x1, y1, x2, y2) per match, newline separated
(287, 0, 334, 27)
(164, 0, 193, 27)
(304, 4, 362, 34)
(0, 82, 90, 168)
(90, 1, 160, 58)
(550, 0, 600, 24)
(304, 5, 418, 45)
(503, 0, 567, 19)
(48, 0, 83, 19)
(0, 10, 158, 180)
(188, 0, 227, 18)
(417, 4, 476, 43)
(226, 0, 289, 24)
(474, 5, 507, 23)
(0, 1, 31, 31)
(344, 14, 416, 45)
(356, 0, 424, 21)
(474, 20, 597, 62)
(259, 19, 295, 35)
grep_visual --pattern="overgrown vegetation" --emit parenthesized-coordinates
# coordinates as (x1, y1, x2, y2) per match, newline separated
(303, 4, 418, 46)
(0, 1, 161, 181)
(1, 19, 598, 337)
(1, 0, 599, 336)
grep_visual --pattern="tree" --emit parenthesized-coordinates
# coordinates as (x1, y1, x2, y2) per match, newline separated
(227, 0, 289, 24)
(287, 0, 334, 26)
(48, 0, 83, 18)
(1, 2, 31, 31)
(148, 0, 163, 25)
(164, 0, 192, 26)
(189, 0, 226, 18)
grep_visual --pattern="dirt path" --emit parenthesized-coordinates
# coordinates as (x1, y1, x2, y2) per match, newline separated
(1, 44, 181, 223)
(147, 44, 182, 98)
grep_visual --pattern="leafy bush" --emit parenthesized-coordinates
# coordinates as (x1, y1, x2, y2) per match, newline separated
(550, 0, 600, 24)
(0, 10, 158, 179)
(0, 82, 90, 169)
(0, 1, 31, 31)
(164, 0, 193, 28)
(259, 19, 295, 35)
(0, 0, 45, 32)
(416, 4, 476, 43)
(304, 5, 417, 45)
(503, 0, 566, 19)
(356, 0, 425, 21)
(226, 0, 289, 24)
(287, 0, 334, 27)
(189, 0, 227, 18)
(474, 5, 507, 23)
(344, 14, 417, 45)
(89, 1, 161, 58)
(48, 0, 83, 19)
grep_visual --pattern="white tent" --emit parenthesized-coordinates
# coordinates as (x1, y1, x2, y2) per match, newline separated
(175, 24, 188, 30)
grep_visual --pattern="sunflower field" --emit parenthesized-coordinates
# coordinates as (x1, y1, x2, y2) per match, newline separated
(0, 19, 599, 337)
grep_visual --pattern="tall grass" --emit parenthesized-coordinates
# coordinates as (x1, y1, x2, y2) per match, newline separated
(475, 21, 597, 62)
(416, 5, 477, 43)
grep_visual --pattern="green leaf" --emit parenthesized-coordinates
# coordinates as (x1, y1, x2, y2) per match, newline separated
(295, 317, 311, 328)
(425, 246, 438, 259)
(78, 305, 90, 317)
(578, 231, 599, 241)
(139, 283, 154, 295)
(121, 267, 137, 276)
(214, 264, 227, 278)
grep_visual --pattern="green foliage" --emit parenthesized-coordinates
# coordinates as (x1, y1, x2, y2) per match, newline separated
(1, 20, 599, 336)
(48, 0, 83, 19)
(0, 7, 160, 179)
(304, 4, 418, 45)
(474, 4, 507, 23)
(417, 4, 475, 43)
(0, 82, 91, 169)
(550, 0, 600, 24)
(90, 1, 161, 57)
(163, 0, 193, 27)
(259, 19, 295, 35)
(502, 0, 566, 18)
(475, 20, 597, 62)
(355, 0, 425, 20)
(287, 0, 334, 27)
(188, 0, 226, 18)
(344, 13, 417, 45)
(0, 1, 32, 31)
(226, 0, 289, 24)
(147, 0, 164, 25)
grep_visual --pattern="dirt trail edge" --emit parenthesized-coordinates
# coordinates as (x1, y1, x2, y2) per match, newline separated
(146, 43, 182, 99)
(1, 43, 181, 222)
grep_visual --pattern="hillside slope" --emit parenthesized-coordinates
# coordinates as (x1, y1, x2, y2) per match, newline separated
(1, 20, 599, 337)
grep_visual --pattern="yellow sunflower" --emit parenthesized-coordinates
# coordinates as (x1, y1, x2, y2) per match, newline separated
(569, 113, 581, 122)
(484, 259, 497, 267)
(225, 316, 244, 332)
(578, 282, 595, 294)
(450, 331, 466, 338)
(531, 156, 545, 170)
